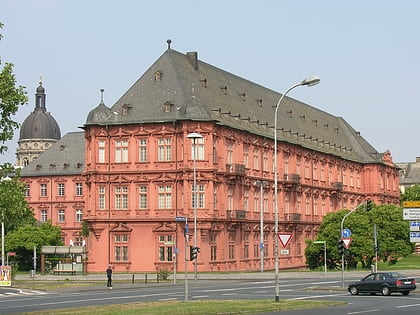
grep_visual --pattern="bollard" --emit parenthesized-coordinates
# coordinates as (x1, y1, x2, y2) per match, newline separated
(145, 272, 148, 284)
(157, 272, 159, 283)
(132, 274, 134, 284)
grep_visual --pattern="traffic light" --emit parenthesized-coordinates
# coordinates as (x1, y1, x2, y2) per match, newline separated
(366, 199, 372, 212)
(338, 239, 345, 256)
(190, 246, 200, 261)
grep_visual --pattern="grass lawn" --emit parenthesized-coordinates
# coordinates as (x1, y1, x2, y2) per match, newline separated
(17, 300, 345, 315)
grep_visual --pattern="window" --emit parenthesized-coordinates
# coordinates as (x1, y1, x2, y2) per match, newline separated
(158, 185, 172, 209)
(40, 209, 47, 222)
(139, 185, 147, 209)
(115, 186, 128, 210)
(227, 188, 233, 211)
(227, 143, 233, 165)
(243, 189, 249, 211)
(243, 146, 249, 168)
(243, 233, 249, 259)
(114, 235, 129, 261)
(40, 183, 47, 197)
(76, 209, 83, 222)
(58, 183, 65, 196)
(158, 138, 172, 161)
(99, 186, 106, 210)
(253, 149, 259, 170)
(115, 139, 128, 163)
(228, 232, 235, 260)
(76, 183, 83, 196)
(158, 235, 173, 262)
(98, 140, 106, 163)
(213, 185, 218, 209)
(253, 233, 259, 258)
(192, 184, 205, 208)
(24, 184, 30, 197)
(191, 137, 204, 160)
(210, 233, 217, 261)
(138, 139, 147, 162)
(58, 209, 65, 222)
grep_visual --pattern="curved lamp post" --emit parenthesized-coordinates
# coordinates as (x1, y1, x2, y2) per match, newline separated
(273, 76, 320, 301)
(187, 132, 203, 281)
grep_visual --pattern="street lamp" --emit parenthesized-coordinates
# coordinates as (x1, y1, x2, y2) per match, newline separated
(273, 76, 320, 302)
(187, 132, 203, 281)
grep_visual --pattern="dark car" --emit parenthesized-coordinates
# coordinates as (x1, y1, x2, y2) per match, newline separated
(348, 272, 416, 296)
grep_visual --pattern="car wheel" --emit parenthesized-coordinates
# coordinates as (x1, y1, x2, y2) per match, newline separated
(402, 291, 410, 296)
(349, 286, 359, 295)
(381, 286, 390, 296)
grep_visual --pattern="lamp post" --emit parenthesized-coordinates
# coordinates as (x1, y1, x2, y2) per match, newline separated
(187, 132, 203, 281)
(273, 76, 320, 301)
(255, 180, 267, 272)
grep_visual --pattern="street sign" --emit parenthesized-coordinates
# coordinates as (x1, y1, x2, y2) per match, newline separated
(342, 238, 352, 249)
(277, 232, 293, 248)
(280, 249, 289, 255)
(403, 208, 420, 220)
(410, 221, 420, 231)
(403, 201, 420, 208)
(175, 216, 187, 222)
(410, 232, 420, 243)
(341, 228, 352, 238)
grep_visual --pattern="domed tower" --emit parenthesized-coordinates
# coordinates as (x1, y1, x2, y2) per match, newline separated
(16, 79, 61, 167)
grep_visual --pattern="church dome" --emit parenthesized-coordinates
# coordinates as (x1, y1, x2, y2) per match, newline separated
(19, 81, 61, 140)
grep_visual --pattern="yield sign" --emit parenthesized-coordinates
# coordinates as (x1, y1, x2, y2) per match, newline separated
(277, 232, 293, 248)
(343, 238, 352, 249)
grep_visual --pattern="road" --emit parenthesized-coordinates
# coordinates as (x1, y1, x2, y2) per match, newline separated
(0, 274, 419, 314)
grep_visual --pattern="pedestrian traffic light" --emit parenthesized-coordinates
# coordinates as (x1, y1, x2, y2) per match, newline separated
(366, 199, 372, 212)
(338, 239, 345, 256)
(190, 246, 200, 261)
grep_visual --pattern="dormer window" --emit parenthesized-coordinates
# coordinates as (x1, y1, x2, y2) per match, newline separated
(155, 71, 162, 81)
(122, 104, 131, 116)
(164, 101, 173, 113)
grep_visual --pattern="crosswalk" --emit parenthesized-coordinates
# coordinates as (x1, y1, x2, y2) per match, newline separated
(0, 289, 48, 298)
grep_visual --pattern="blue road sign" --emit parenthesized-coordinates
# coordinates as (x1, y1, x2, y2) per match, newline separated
(175, 216, 186, 222)
(342, 228, 352, 238)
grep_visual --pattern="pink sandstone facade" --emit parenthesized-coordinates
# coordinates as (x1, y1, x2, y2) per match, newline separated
(21, 47, 400, 273)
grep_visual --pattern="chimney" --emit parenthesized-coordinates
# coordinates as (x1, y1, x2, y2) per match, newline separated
(186, 52, 198, 70)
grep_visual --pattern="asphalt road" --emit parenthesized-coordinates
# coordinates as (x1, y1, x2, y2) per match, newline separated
(1, 272, 419, 314)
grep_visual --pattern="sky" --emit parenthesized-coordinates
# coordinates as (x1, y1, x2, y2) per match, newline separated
(0, 0, 419, 164)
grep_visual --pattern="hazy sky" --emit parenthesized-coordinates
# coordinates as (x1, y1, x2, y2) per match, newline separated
(1, 0, 419, 164)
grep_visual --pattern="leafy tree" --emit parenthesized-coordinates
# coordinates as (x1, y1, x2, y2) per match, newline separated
(5, 221, 62, 270)
(0, 164, 35, 233)
(400, 184, 420, 203)
(305, 203, 413, 270)
(0, 22, 28, 154)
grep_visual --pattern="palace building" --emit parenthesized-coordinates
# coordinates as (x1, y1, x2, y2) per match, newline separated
(21, 44, 400, 273)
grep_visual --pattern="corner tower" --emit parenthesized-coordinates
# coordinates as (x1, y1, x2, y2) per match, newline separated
(16, 79, 61, 167)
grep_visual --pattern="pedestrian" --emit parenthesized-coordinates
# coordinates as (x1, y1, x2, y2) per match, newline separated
(106, 264, 113, 289)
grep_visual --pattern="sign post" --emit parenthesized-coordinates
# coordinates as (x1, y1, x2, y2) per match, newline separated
(175, 216, 188, 302)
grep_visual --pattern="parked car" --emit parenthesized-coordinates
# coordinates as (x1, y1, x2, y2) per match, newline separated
(348, 272, 416, 296)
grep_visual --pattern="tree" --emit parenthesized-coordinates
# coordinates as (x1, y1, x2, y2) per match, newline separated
(0, 22, 28, 154)
(400, 184, 420, 203)
(5, 221, 62, 270)
(0, 164, 35, 233)
(305, 204, 413, 270)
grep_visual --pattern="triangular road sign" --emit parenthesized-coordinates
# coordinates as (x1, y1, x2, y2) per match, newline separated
(277, 232, 293, 248)
(343, 238, 352, 249)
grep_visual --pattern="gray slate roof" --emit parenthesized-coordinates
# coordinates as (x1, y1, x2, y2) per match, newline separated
(84, 48, 385, 164)
(396, 160, 420, 186)
(21, 132, 85, 177)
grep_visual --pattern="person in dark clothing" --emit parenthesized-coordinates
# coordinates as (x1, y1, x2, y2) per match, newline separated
(106, 265, 113, 289)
